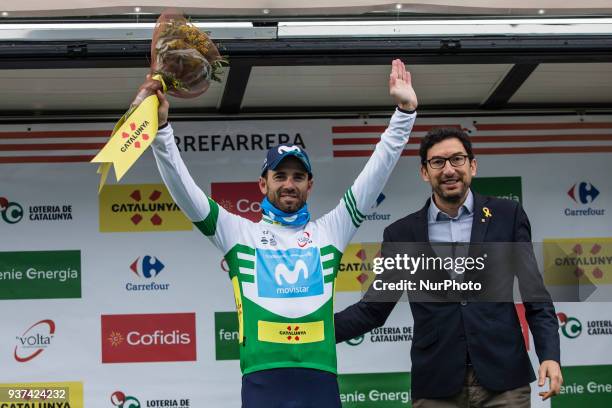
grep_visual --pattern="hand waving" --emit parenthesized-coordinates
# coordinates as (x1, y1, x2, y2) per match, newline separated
(389, 59, 418, 111)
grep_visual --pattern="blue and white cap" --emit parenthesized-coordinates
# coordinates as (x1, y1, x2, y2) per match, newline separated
(261, 144, 312, 176)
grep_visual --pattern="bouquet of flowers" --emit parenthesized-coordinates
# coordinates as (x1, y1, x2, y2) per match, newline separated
(92, 10, 227, 191)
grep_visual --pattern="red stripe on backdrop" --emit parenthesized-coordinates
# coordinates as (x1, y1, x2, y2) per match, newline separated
(0, 155, 95, 163)
(333, 145, 612, 157)
(332, 133, 612, 145)
(475, 123, 612, 131)
(0, 130, 110, 139)
(333, 138, 417, 145)
(0, 143, 105, 151)
(332, 124, 462, 133)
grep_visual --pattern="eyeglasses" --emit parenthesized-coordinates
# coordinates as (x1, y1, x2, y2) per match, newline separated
(424, 154, 469, 169)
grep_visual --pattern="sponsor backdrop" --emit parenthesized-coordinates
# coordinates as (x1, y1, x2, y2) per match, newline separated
(1, 114, 611, 407)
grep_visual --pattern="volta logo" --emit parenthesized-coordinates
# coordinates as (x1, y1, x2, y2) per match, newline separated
(99, 184, 192, 232)
(256, 248, 324, 298)
(568, 182, 600, 204)
(220, 258, 230, 273)
(211, 181, 263, 222)
(0, 197, 24, 224)
(14, 319, 55, 363)
(275, 260, 308, 285)
(111, 391, 141, 408)
(101, 313, 196, 363)
(130, 256, 165, 278)
(557, 313, 582, 339)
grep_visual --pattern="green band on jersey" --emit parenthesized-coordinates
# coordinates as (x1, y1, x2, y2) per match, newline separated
(343, 189, 363, 228)
(194, 198, 220, 236)
(347, 188, 365, 220)
(321, 245, 343, 279)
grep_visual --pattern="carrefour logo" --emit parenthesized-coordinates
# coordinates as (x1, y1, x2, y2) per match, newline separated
(126, 255, 169, 292)
(568, 182, 599, 204)
(130, 256, 165, 278)
(565, 182, 605, 216)
(557, 313, 582, 339)
(256, 247, 323, 298)
(364, 193, 391, 222)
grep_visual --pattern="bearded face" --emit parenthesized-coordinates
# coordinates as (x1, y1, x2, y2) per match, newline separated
(421, 138, 476, 205)
(259, 157, 313, 213)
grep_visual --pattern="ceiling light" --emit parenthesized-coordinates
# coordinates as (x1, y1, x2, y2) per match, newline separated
(1, 11, 8, 17)
(538, 9, 546, 15)
(395, 4, 402, 10)
(134, 7, 141, 13)
(262, 9, 270, 15)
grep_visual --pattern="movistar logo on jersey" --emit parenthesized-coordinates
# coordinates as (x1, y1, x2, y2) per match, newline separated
(256, 247, 323, 298)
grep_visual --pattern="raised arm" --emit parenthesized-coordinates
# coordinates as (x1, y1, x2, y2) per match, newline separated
(319, 59, 418, 248)
(151, 89, 210, 222)
(149, 87, 248, 253)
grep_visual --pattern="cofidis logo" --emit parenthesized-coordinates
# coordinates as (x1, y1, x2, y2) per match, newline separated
(211, 181, 263, 222)
(99, 184, 192, 232)
(101, 313, 196, 363)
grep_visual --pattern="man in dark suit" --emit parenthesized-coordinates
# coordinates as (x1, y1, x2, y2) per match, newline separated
(335, 128, 562, 407)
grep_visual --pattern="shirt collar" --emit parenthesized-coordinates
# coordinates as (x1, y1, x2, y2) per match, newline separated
(428, 189, 474, 221)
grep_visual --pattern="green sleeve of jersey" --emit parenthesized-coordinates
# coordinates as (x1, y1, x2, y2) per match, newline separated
(194, 197, 219, 236)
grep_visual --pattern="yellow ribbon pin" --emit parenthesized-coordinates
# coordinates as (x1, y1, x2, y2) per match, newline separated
(483, 207, 493, 218)
(91, 75, 167, 193)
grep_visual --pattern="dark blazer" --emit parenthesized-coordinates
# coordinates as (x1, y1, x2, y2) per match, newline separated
(334, 192, 560, 400)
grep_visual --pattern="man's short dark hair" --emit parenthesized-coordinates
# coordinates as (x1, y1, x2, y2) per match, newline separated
(419, 127, 474, 165)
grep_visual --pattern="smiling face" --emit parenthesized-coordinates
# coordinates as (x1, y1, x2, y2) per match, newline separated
(259, 156, 313, 213)
(420, 137, 477, 205)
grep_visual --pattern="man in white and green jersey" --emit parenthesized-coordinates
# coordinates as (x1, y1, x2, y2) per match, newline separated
(148, 59, 418, 407)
